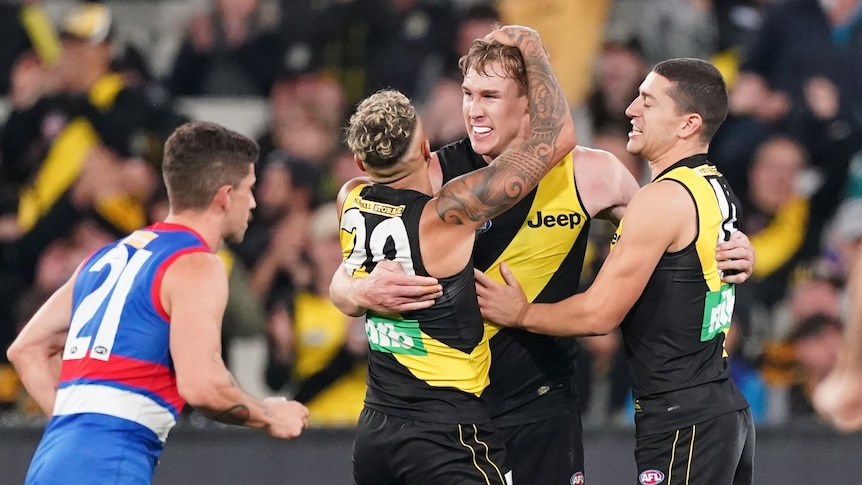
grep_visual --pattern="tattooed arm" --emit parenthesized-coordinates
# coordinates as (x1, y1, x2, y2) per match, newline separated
(164, 252, 309, 439)
(433, 25, 576, 226)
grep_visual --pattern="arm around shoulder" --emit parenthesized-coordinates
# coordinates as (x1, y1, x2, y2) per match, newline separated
(329, 263, 368, 317)
(521, 183, 685, 335)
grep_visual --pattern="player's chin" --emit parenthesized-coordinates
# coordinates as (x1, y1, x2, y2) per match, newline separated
(469, 136, 495, 158)
(226, 228, 247, 244)
(625, 139, 642, 156)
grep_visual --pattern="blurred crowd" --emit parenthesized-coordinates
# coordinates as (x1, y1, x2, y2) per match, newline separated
(0, 0, 861, 430)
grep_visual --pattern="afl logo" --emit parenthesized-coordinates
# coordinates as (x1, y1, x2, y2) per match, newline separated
(639, 470, 665, 484)
(476, 220, 492, 235)
(570, 471, 585, 484)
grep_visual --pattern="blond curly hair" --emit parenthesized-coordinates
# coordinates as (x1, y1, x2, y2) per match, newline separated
(346, 90, 417, 170)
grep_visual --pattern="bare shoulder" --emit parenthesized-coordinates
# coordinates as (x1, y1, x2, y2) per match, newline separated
(573, 145, 621, 168)
(336, 176, 371, 213)
(572, 145, 633, 183)
(626, 179, 691, 222)
(632, 179, 697, 251)
(163, 251, 226, 290)
(573, 146, 639, 220)
(161, 251, 227, 313)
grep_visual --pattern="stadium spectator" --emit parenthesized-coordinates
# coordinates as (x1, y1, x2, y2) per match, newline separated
(167, 0, 282, 96)
(264, 203, 367, 428)
(814, 201, 862, 431)
(788, 314, 844, 419)
(718, 0, 862, 177)
(0, 1, 60, 97)
(256, 71, 347, 165)
(234, 152, 321, 304)
(582, 41, 648, 147)
(419, 4, 500, 150)
(637, 0, 720, 66)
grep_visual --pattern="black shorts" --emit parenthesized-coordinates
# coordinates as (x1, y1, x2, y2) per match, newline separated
(496, 410, 585, 485)
(634, 408, 755, 485)
(353, 407, 512, 485)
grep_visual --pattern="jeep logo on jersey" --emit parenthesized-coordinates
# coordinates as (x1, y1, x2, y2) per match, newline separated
(526, 211, 582, 229)
(639, 470, 665, 485)
(366, 315, 428, 356)
(570, 471, 585, 484)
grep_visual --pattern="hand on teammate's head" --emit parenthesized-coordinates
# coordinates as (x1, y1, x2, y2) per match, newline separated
(483, 25, 540, 48)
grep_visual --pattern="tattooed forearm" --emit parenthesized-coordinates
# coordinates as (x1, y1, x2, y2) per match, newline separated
(502, 29, 570, 147)
(436, 151, 546, 223)
(209, 404, 251, 425)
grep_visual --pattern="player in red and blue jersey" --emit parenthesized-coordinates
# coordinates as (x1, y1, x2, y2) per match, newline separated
(8, 122, 309, 485)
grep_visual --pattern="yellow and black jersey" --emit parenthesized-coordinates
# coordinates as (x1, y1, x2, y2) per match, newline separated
(291, 292, 367, 428)
(15, 72, 180, 235)
(340, 183, 492, 423)
(438, 138, 591, 425)
(614, 154, 749, 435)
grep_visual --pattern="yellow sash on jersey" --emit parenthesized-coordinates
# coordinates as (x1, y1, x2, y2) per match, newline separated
(293, 292, 367, 426)
(18, 74, 146, 233)
(480, 151, 586, 338)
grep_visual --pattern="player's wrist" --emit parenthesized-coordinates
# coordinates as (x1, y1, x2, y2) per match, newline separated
(350, 277, 371, 310)
(515, 302, 531, 329)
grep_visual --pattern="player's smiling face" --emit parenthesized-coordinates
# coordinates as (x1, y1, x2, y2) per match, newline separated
(624, 71, 684, 162)
(462, 62, 529, 161)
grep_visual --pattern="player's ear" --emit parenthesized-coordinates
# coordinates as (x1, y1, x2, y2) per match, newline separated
(423, 139, 431, 162)
(354, 155, 368, 173)
(213, 184, 232, 211)
(680, 113, 703, 140)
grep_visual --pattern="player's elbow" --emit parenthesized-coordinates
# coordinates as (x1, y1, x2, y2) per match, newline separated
(558, 119, 577, 153)
(176, 373, 227, 410)
(5, 340, 22, 369)
(6, 338, 37, 370)
(585, 319, 616, 336)
(583, 301, 622, 336)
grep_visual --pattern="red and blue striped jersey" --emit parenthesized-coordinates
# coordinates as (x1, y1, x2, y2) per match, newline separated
(53, 222, 210, 443)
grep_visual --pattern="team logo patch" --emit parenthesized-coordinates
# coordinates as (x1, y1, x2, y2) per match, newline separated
(570, 471, 585, 484)
(476, 220, 492, 235)
(639, 469, 665, 484)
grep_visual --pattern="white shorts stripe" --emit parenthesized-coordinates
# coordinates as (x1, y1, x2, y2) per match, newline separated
(54, 384, 177, 442)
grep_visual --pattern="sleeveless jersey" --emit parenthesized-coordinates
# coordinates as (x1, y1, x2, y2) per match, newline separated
(27, 222, 209, 484)
(438, 138, 591, 425)
(614, 154, 749, 435)
(340, 182, 491, 423)
(292, 292, 367, 427)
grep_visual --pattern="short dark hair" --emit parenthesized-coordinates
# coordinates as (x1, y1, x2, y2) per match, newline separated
(162, 122, 259, 212)
(653, 58, 728, 142)
(346, 90, 417, 170)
